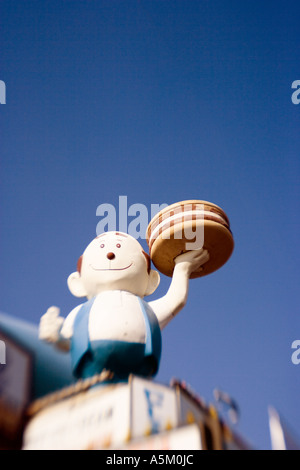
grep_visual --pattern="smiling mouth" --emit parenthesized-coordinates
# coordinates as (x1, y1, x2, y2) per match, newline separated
(90, 263, 133, 271)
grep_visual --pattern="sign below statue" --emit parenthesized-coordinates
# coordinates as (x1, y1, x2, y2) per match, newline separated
(0, 330, 32, 440)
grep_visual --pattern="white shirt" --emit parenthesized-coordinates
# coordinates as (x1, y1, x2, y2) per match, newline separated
(61, 290, 148, 344)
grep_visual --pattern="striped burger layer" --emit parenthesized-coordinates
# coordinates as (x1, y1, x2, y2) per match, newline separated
(146, 202, 231, 252)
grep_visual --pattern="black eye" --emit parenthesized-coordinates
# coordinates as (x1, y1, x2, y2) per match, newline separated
(116, 243, 121, 248)
(100, 243, 105, 248)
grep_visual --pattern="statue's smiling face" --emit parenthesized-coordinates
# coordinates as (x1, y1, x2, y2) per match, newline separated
(79, 232, 151, 297)
(89, 233, 133, 272)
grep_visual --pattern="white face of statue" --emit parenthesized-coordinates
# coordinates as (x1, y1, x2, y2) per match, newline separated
(67, 232, 160, 299)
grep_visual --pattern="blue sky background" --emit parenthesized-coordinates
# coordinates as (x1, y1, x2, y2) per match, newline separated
(1, 0, 299, 449)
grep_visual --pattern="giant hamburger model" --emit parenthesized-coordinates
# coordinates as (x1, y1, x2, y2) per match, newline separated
(146, 200, 234, 278)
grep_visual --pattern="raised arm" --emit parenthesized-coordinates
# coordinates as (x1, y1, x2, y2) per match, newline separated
(149, 249, 209, 330)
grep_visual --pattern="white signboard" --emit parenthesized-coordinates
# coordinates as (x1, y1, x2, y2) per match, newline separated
(131, 377, 178, 438)
(111, 424, 202, 450)
(23, 376, 178, 450)
(23, 383, 131, 450)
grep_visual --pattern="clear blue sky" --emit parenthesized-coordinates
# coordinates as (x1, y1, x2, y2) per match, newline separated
(1, 0, 299, 449)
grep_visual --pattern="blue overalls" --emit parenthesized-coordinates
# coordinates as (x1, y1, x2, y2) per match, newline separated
(70, 295, 162, 382)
